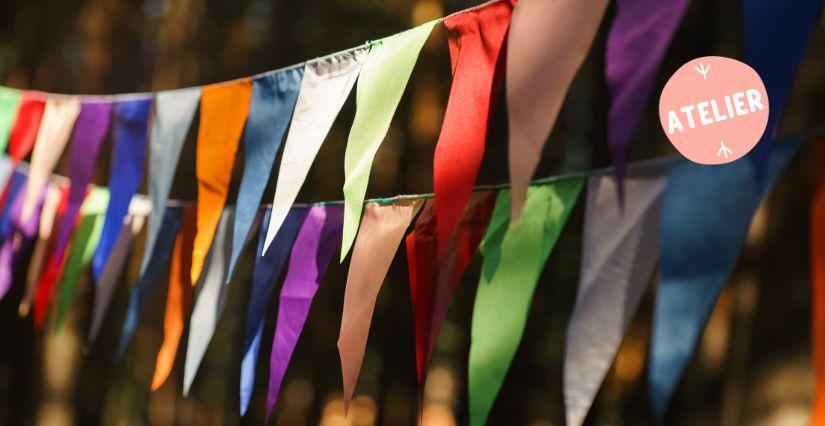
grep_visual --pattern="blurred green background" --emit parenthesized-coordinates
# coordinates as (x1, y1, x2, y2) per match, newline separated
(0, 0, 824, 425)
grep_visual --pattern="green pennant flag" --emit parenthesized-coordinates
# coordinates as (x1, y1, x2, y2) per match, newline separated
(0, 87, 21, 153)
(340, 20, 437, 262)
(55, 187, 109, 332)
(468, 180, 584, 426)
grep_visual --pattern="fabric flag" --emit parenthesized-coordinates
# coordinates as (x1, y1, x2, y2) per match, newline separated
(469, 181, 583, 426)
(51, 102, 113, 267)
(405, 192, 496, 404)
(0, 181, 46, 300)
(183, 209, 234, 396)
(1, 93, 45, 210)
(229, 68, 303, 280)
(262, 47, 368, 253)
(0, 87, 21, 152)
(139, 87, 201, 277)
(86, 197, 152, 346)
(506, 0, 608, 221)
(265, 204, 344, 419)
(810, 140, 825, 423)
(743, 0, 823, 175)
(54, 187, 110, 332)
(20, 97, 80, 224)
(151, 205, 196, 391)
(191, 82, 251, 284)
(649, 138, 801, 422)
(432, 0, 512, 257)
(93, 98, 152, 282)
(240, 207, 307, 415)
(563, 172, 666, 426)
(605, 0, 690, 196)
(340, 22, 435, 261)
(115, 206, 183, 358)
(338, 200, 422, 410)
(19, 183, 67, 317)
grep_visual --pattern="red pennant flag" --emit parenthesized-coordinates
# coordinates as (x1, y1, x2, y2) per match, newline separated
(32, 185, 72, 329)
(0, 93, 45, 209)
(811, 139, 825, 422)
(432, 0, 513, 257)
(406, 191, 495, 412)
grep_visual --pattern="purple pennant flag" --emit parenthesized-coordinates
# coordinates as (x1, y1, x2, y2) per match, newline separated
(606, 0, 690, 198)
(0, 182, 44, 300)
(266, 204, 343, 421)
(52, 102, 112, 264)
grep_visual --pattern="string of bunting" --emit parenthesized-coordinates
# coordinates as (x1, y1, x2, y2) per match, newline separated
(0, 0, 823, 424)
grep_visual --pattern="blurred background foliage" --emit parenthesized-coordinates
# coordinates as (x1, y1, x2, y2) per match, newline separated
(0, 0, 824, 425)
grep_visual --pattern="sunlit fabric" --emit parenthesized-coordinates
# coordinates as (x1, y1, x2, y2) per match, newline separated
(340, 22, 435, 261)
(649, 138, 801, 422)
(469, 182, 583, 426)
(262, 48, 368, 253)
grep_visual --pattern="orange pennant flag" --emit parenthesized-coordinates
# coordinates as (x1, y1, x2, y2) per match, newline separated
(151, 206, 196, 391)
(811, 139, 825, 423)
(191, 81, 252, 284)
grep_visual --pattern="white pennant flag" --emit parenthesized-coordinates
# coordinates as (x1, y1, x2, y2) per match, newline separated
(183, 208, 233, 396)
(564, 171, 665, 426)
(262, 47, 369, 254)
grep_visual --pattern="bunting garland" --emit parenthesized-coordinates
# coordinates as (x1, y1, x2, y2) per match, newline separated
(263, 48, 368, 253)
(93, 98, 152, 282)
(230, 69, 303, 279)
(240, 206, 307, 416)
(432, 0, 511, 256)
(649, 137, 801, 422)
(468, 181, 583, 426)
(191, 82, 251, 284)
(340, 22, 435, 261)
(564, 172, 666, 426)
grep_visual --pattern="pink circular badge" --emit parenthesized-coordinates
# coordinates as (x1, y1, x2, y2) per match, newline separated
(659, 56, 769, 164)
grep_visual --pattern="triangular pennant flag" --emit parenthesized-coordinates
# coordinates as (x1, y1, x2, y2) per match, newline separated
(86, 197, 152, 346)
(432, 0, 512, 257)
(649, 138, 801, 422)
(191, 82, 252, 284)
(54, 187, 110, 332)
(115, 206, 182, 357)
(340, 21, 436, 261)
(150, 205, 196, 391)
(605, 0, 690, 195)
(506, 0, 607, 221)
(810, 140, 825, 423)
(93, 98, 152, 282)
(262, 48, 368, 253)
(20, 97, 80, 223)
(183, 208, 234, 396)
(139, 88, 201, 277)
(20, 183, 67, 318)
(469, 181, 583, 426)
(1, 93, 45, 210)
(406, 192, 495, 408)
(743, 0, 823, 175)
(229, 69, 303, 280)
(51, 102, 113, 269)
(265, 204, 343, 420)
(0, 180, 46, 300)
(241, 207, 307, 416)
(338, 199, 422, 410)
(563, 172, 666, 426)
(0, 87, 21, 152)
